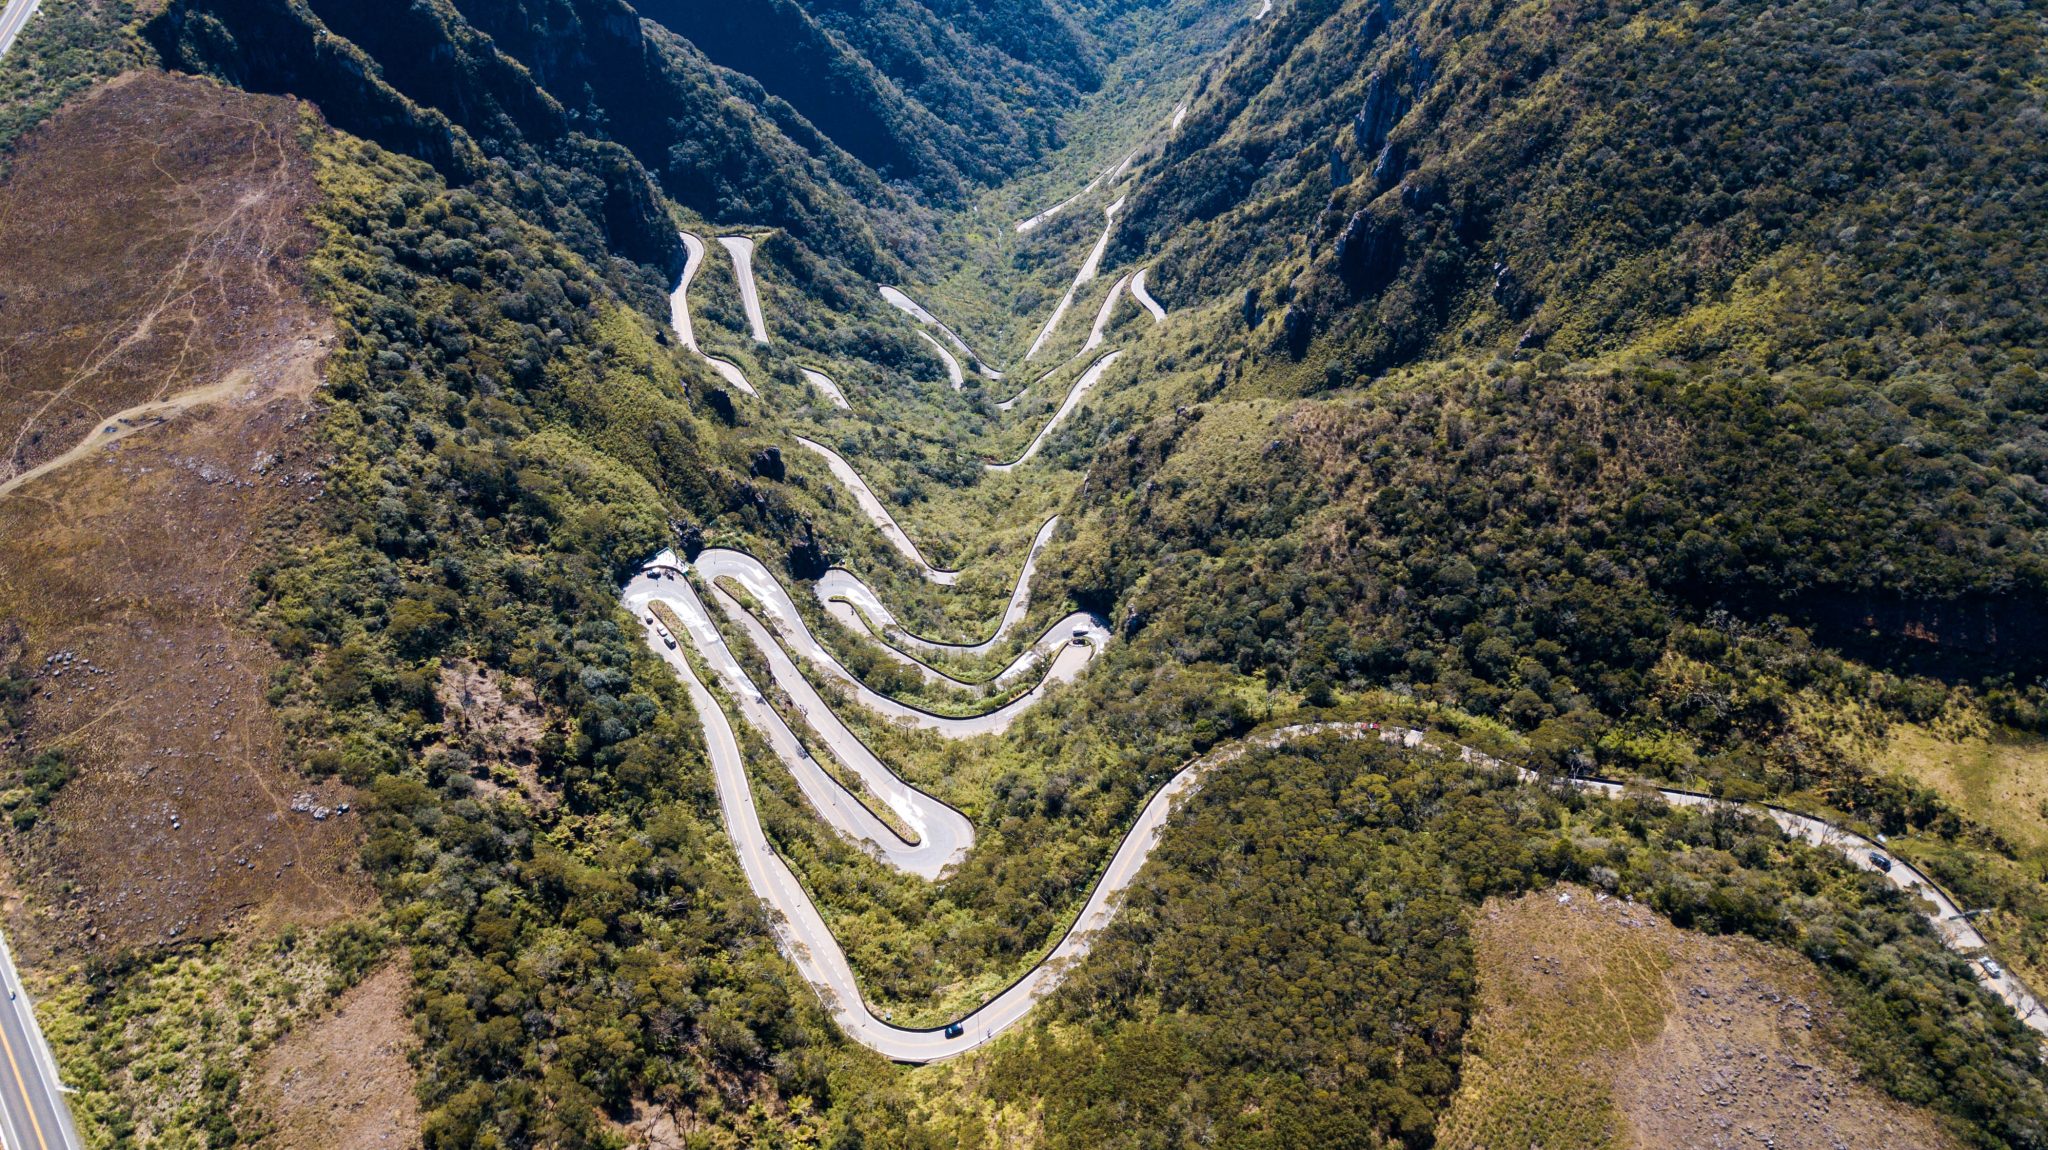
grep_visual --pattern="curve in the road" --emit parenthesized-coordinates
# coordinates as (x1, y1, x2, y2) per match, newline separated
(1015, 161, 1113, 235)
(917, 330, 965, 390)
(1129, 268, 1168, 322)
(672, 232, 759, 397)
(718, 235, 770, 344)
(696, 547, 1108, 739)
(621, 574, 2048, 1067)
(630, 563, 972, 877)
(800, 368, 852, 411)
(818, 515, 1059, 665)
(987, 351, 1121, 473)
(792, 435, 960, 585)
(1025, 197, 1126, 361)
(879, 287, 1003, 379)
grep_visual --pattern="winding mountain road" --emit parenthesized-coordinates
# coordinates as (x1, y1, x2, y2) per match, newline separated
(817, 515, 1058, 667)
(625, 547, 2048, 1064)
(632, 0, 2048, 1076)
(987, 351, 1121, 472)
(1129, 268, 1167, 322)
(697, 548, 1108, 738)
(672, 232, 759, 397)
(1084, 273, 1131, 354)
(916, 331, 965, 389)
(792, 435, 960, 584)
(717, 235, 770, 344)
(800, 368, 852, 411)
(1025, 197, 1125, 361)
(879, 287, 1002, 380)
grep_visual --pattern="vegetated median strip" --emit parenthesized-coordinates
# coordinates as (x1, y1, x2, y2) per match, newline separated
(670, 231, 759, 396)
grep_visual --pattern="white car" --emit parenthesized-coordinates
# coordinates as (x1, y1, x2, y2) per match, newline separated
(1982, 958, 2005, 980)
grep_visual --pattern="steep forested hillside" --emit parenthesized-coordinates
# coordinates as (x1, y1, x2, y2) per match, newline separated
(0, 0, 2043, 1145)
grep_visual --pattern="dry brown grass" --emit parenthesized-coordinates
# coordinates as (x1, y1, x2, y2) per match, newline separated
(1436, 885, 1958, 1150)
(256, 959, 422, 1150)
(436, 658, 558, 810)
(0, 70, 320, 485)
(0, 71, 367, 959)
(1876, 722, 2048, 858)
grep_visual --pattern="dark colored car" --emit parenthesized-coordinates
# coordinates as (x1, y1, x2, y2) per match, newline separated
(943, 1023, 964, 1039)
(1870, 852, 1893, 872)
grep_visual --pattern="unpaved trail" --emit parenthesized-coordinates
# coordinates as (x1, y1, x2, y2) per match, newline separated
(0, 371, 252, 501)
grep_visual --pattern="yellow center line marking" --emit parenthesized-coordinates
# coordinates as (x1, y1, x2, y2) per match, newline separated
(0, 1014, 51, 1150)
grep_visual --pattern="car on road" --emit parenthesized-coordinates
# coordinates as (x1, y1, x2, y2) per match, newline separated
(1983, 958, 2006, 980)
(1071, 626, 1089, 646)
(943, 1023, 964, 1039)
(1870, 852, 1893, 872)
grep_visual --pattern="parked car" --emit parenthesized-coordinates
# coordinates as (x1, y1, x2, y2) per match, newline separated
(1071, 626, 1090, 646)
(943, 1023, 964, 1039)
(1870, 852, 1893, 872)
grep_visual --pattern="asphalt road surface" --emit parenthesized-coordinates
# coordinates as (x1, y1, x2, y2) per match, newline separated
(0, 0, 41, 61)
(1025, 197, 1125, 360)
(1129, 268, 1167, 322)
(717, 235, 770, 344)
(0, 932, 81, 1150)
(671, 232, 759, 396)
(878, 286, 1002, 379)
(916, 330, 965, 389)
(792, 435, 960, 584)
(815, 515, 1059, 667)
(986, 351, 1122, 473)
(800, 368, 852, 410)
(695, 547, 1108, 739)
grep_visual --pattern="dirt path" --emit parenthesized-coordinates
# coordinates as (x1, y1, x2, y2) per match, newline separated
(0, 371, 252, 501)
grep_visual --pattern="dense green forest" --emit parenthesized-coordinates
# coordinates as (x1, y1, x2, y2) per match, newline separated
(0, 0, 2043, 1144)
